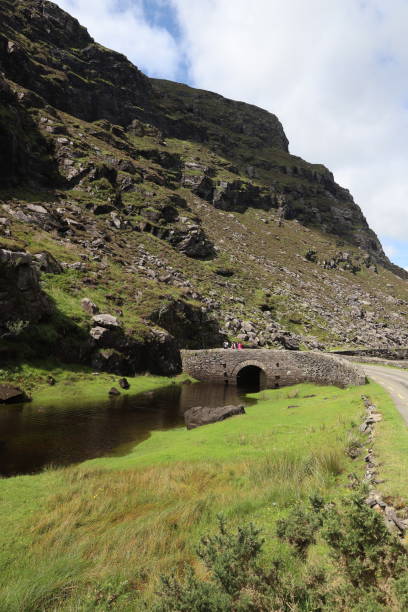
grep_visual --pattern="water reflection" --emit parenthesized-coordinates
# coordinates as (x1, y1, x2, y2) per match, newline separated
(0, 382, 255, 477)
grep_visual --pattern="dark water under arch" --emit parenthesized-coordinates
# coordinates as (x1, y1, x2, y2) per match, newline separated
(236, 365, 266, 391)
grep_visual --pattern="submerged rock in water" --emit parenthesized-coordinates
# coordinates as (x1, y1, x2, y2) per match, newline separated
(0, 384, 30, 404)
(184, 404, 245, 430)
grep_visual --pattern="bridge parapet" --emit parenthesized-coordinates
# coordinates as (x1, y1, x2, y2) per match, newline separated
(181, 349, 365, 388)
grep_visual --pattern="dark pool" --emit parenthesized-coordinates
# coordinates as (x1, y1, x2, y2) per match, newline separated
(0, 382, 256, 477)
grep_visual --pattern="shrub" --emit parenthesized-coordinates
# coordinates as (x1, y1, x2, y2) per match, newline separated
(154, 570, 230, 612)
(276, 503, 322, 556)
(153, 516, 309, 612)
(153, 496, 408, 611)
(321, 493, 407, 587)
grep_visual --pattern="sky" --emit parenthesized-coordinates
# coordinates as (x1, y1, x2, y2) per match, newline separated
(55, 0, 408, 268)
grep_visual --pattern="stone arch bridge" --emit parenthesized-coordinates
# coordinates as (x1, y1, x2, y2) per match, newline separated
(181, 349, 365, 388)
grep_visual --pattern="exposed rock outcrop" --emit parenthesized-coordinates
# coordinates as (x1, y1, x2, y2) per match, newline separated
(89, 321, 181, 376)
(0, 77, 59, 186)
(148, 299, 225, 349)
(0, 248, 52, 331)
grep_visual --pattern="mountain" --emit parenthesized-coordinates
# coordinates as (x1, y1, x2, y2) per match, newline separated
(1, 0, 408, 374)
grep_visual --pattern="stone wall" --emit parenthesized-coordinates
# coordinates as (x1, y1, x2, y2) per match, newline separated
(181, 349, 365, 388)
(340, 354, 408, 369)
(335, 348, 408, 361)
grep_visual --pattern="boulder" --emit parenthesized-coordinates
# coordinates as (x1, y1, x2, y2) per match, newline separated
(89, 326, 111, 342)
(215, 268, 234, 277)
(119, 377, 130, 389)
(81, 297, 99, 315)
(274, 334, 300, 351)
(33, 251, 63, 274)
(0, 384, 30, 404)
(169, 227, 215, 259)
(109, 387, 121, 396)
(178, 230, 214, 259)
(184, 404, 245, 430)
(92, 313, 120, 329)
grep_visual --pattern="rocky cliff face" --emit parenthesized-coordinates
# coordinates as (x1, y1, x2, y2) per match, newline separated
(0, 0, 152, 126)
(0, 0, 393, 270)
(0, 0, 407, 372)
(0, 78, 60, 186)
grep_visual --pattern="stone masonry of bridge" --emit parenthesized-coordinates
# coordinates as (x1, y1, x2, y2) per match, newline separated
(181, 349, 366, 388)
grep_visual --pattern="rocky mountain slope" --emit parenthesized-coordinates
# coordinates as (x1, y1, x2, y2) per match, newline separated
(1, 0, 408, 374)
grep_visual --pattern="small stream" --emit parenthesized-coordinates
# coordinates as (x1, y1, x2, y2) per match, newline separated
(0, 382, 257, 477)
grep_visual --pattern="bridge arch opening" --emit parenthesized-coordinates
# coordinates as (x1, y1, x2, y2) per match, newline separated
(236, 365, 266, 391)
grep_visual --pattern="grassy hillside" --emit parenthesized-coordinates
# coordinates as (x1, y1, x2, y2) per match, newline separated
(1, 0, 408, 374)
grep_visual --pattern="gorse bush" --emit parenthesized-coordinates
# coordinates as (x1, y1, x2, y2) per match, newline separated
(154, 516, 311, 612)
(154, 494, 408, 611)
(276, 506, 321, 556)
(321, 492, 407, 587)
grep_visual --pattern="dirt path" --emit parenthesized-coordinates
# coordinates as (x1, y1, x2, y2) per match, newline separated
(364, 364, 408, 425)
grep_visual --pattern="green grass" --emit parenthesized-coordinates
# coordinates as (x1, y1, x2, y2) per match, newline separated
(0, 382, 371, 609)
(83, 382, 363, 472)
(366, 381, 408, 506)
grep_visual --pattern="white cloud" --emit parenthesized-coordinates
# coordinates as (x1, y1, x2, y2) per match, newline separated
(169, 0, 408, 242)
(54, 0, 181, 78)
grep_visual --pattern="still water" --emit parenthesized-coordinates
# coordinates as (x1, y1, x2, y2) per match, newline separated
(0, 382, 256, 477)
